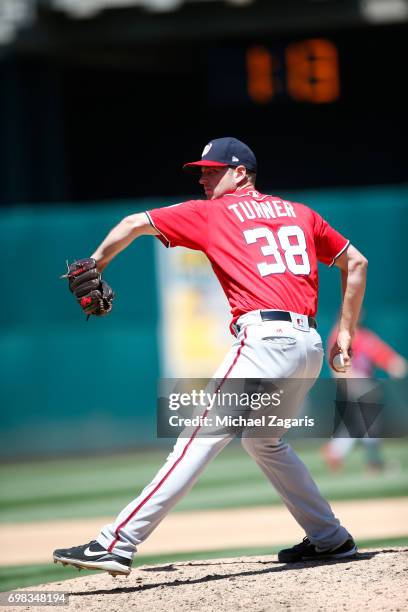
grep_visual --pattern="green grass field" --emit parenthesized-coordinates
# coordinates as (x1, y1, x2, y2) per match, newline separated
(1, 440, 407, 523)
(0, 439, 407, 592)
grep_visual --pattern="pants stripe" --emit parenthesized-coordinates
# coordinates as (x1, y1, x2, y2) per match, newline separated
(107, 328, 248, 553)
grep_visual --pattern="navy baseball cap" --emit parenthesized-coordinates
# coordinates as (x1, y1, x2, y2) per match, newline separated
(183, 137, 257, 173)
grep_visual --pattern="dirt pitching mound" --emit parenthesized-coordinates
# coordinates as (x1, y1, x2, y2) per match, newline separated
(10, 548, 408, 611)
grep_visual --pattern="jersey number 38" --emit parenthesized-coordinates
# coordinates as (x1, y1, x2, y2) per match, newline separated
(243, 225, 311, 276)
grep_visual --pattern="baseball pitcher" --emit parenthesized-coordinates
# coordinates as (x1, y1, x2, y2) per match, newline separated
(54, 137, 367, 575)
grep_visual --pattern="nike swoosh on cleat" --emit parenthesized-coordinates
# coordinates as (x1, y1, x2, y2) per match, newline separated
(84, 547, 105, 557)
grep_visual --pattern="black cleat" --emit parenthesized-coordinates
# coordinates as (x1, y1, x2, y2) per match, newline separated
(278, 536, 357, 563)
(53, 541, 131, 576)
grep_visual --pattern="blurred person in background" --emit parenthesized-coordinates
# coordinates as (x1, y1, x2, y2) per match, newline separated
(321, 314, 407, 473)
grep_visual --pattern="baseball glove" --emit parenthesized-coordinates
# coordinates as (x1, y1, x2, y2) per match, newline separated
(64, 258, 114, 317)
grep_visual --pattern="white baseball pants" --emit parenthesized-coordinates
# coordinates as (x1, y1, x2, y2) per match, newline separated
(97, 311, 351, 559)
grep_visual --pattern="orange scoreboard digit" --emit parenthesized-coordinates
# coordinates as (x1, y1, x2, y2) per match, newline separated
(246, 38, 340, 104)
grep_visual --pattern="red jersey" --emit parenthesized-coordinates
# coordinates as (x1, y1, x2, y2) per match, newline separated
(147, 187, 348, 324)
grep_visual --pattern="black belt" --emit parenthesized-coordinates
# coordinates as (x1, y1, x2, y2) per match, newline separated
(234, 310, 317, 335)
(260, 310, 317, 329)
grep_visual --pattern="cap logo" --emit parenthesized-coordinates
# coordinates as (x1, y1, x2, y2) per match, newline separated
(202, 143, 212, 157)
(232, 156, 239, 162)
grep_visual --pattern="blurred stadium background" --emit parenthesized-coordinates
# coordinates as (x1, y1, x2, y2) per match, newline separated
(0, 0, 407, 592)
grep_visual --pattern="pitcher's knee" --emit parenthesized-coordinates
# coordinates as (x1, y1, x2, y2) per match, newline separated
(241, 436, 283, 457)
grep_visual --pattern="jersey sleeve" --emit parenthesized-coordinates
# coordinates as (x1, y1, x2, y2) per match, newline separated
(147, 199, 209, 251)
(313, 211, 349, 266)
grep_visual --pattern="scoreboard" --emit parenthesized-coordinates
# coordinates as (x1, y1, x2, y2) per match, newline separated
(211, 38, 341, 106)
(1, 19, 407, 204)
(205, 27, 405, 110)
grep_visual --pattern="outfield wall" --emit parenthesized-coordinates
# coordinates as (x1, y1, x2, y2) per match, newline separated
(0, 185, 407, 457)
